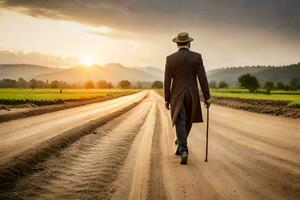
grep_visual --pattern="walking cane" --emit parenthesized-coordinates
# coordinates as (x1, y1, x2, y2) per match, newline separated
(205, 106, 209, 162)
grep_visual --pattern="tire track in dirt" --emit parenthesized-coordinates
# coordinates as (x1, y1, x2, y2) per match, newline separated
(188, 106, 300, 200)
(190, 124, 300, 200)
(1, 91, 299, 200)
(0, 95, 152, 200)
(156, 93, 221, 200)
(111, 91, 159, 200)
(150, 92, 300, 200)
(211, 118, 300, 169)
(0, 91, 146, 190)
(147, 103, 169, 200)
(0, 92, 137, 123)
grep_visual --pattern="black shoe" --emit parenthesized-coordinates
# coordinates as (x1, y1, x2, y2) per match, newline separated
(180, 151, 188, 165)
(175, 140, 180, 156)
(175, 147, 180, 156)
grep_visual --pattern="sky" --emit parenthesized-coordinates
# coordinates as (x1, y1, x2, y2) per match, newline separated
(0, 0, 299, 70)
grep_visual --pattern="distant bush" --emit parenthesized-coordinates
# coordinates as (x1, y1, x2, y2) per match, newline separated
(264, 81, 274, 94)
(118, 80, 131, 89)
(218, 81, 229, 88)
(0, 98, 64, 105)
(238, 74, 260, 92)
(276, 82, 285, 90)
(17, 78, 29, 88)
(85, 80, 95, 89)
(290, 78, 300, 90)
(29, 79, 37, 89)
(152, 81, 163, 89)
(0, 79, 18, 88)
(209, 81, 217, 88)
(97, 80, 113, 89)
(50, 80, 60, 88)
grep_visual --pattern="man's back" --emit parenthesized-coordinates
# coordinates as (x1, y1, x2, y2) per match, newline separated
(165, 48, 210, 110)
(166, 49, 205, 95)
(164, 32, 211, 165)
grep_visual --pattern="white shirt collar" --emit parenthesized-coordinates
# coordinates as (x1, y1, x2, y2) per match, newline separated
(178, 46, 190, 50)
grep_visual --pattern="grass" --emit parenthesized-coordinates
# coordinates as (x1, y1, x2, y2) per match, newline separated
(155, 89, 300, 105)
(0, 88, 141, 105)
(211, 88, 300, 105)
(155, 89, 164, 97)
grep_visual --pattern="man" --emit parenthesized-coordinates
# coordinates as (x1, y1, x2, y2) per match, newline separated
(164, 32, 211, 165)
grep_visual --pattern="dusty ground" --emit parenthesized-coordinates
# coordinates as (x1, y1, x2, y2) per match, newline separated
(0, 91, 299, 200)
(0, 92, 137, 123)
(211, 96, 300, 118)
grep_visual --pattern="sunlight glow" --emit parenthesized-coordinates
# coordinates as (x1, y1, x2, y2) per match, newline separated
(82, 56, 94, 66)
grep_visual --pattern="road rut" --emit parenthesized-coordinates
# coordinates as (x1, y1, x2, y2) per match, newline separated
(1, 91, 299, 200)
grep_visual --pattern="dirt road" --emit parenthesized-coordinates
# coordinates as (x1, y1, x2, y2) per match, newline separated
(1, 91, 299, 200)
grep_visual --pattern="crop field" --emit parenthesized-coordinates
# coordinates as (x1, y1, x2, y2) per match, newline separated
(0, 88, 141, 105)
(210, 88, 300, 105)
(156, 89, 300, 104)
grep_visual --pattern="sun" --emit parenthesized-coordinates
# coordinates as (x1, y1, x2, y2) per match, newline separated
(82, 56, 94, 67)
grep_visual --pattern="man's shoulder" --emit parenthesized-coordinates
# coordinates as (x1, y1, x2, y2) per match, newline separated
(167, 51, 177, 59)
(189, 50, 202, 58)
(167, 50, 202, 60)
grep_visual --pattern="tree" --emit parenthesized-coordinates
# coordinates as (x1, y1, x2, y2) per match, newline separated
(0, 79, 18, 88)
(107, 82, 113, 89)
(85, 80, 94, 89)
(50, 80, 60, 88)
(209, 81, 217, 88)
(290, 78, 299, 90)
(238, 74, 260, 92)
(97, 80, 109, 88)
(17, 78, 29, 88)
(152, 81, 163, 89)
(218, 81, 228, 88)
(36, 80, 49, 88)
(29, 79, 37, 89)
(118, 80, 131, 88)
(276, 82, 285, 90)
(264, 81, 274, 94)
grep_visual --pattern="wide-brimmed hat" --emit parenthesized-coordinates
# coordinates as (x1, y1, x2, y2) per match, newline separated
(172, 32, 194, 43)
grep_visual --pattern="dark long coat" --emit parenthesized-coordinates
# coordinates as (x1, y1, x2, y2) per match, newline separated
(164, 48, 210, 127)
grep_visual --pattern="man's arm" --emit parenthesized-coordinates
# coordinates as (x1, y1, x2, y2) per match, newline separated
(164, 57, 172, 109)
(196, 54, 211, 106)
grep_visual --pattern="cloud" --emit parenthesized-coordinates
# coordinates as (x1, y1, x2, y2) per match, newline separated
(0, 0, 299, 68)
(0, 0, 299, 38)
(0, 50, 78, 67)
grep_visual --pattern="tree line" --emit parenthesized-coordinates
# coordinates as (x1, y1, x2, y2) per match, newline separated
(0, 78, 163, 89)
(209, 74, 300, 93)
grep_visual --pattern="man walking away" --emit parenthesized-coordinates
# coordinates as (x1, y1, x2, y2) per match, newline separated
(164, 32, 211, 165)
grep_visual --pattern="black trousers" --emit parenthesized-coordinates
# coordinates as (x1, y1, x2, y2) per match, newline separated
(175, 91, 193, 153)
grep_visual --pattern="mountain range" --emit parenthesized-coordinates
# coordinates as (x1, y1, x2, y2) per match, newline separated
(207, 63, 300, 87)
(0, 64, 63, 80)
(0, 63, 164, 84)
(1, 63, 299, 86)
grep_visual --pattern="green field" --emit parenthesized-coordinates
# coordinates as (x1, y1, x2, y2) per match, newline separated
(155, 89, 164, 97)
(156, 89, 300, 105)
(211, 88, 300, 104)
(0, 88, 140, 105)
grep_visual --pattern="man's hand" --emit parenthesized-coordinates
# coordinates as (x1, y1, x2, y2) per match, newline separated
(165, 102, 170, 110)
(204, 99, 211, 108)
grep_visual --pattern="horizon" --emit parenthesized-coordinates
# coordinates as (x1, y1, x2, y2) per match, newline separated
(0, 61, 299, 72)
(0, 1, 300, 70)
(0, 1, 299, 198)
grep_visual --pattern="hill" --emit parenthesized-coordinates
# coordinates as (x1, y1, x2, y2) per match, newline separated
(0, 64, 62, 80)
(207, 63, 300, 87)
(34, 63, 162, 84)
(0, 63, 164, 84)
(133, 66, 164, 81)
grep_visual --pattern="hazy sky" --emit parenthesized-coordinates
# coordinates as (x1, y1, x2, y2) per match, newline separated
(0, 0, 299, 69)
